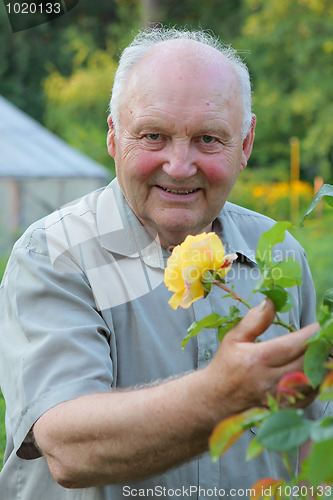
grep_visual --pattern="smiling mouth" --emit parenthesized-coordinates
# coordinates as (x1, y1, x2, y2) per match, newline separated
(159, 186, 200, 195)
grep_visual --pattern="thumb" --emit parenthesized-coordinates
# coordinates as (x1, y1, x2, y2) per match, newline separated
(230, 298, 276, 343)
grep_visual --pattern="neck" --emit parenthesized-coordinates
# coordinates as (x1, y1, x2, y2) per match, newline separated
(144, 224, 214, 252)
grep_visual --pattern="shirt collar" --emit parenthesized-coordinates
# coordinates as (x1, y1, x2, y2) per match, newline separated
(215, 203, 257, 266)
(97, 180, 256, 269)
(96, 179, 165, 268)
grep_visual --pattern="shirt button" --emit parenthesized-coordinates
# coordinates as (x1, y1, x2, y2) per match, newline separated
(204, 349, 212, 360)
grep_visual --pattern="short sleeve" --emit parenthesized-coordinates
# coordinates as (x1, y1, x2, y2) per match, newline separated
(0, 228, 114, 459)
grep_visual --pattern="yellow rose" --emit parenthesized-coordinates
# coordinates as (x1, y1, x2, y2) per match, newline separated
(164, 232, 237, 310)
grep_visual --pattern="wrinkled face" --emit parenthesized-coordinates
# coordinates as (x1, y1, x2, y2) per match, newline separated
(108, 40, 255, 248)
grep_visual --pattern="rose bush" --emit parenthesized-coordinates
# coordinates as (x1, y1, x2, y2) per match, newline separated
(163, 184, 333, 499)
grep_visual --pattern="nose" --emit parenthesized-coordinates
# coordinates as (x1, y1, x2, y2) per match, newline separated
(162, 139, 197, 179)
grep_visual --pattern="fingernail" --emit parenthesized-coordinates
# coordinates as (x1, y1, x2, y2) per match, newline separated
(259, 298, 268, 312)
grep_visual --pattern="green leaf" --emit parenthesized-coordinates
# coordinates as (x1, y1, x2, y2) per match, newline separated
(210, 407, 269, 462)
(254, 258, 302, 295)
(300, 184, 333, 226)
(307, 437, 333, 487)
(318, 371, 333, 401)
(202, 281, 212, 297)
(270, 258, 303, 288)
(253, 268, 272, 291)
(182, 308, 243, 349)
(304, 338, 331, 388)
(278, 293, 295, 314)
(217, 306, 242, 342)
(321, 317, 333, 343)
(217, 319, 241, 342)
(317, 304, 332, 327)
(246, 436, 265, 461)
(229, 305, 239, 315)
(323, 289, 333, 314)
(256, 221, 292, 269)
(318, 388, 333, 402)
(257, 286, 294, 313)
(202, 270, 230, 286)
(310, 417, 333, 442)
(265, 392, 279, 413)
(182, 313, 224, 350)
(201, 270, 219, 284)
(257, 409, 310, 452)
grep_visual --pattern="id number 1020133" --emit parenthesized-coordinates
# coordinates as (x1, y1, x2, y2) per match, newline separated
(6, 2, 61, 15)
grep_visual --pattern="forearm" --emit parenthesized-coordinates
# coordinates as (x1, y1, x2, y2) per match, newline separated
(33, 369, 219, 489)
(33, 301, 319, 489)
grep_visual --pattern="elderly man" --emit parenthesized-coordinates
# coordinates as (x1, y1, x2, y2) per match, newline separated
(0, 27, 321, 499)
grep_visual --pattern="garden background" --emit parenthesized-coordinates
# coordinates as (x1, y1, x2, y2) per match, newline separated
(1, 0, 333, 466)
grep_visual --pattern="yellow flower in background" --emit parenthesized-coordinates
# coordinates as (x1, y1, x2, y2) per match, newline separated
(251, 180, 313, 206)
(253, 186, 265, 198)
(164, 232, 237, 310)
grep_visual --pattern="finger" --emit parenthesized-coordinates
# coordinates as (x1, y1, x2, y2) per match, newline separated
(264, 357, 317, 406)
(262, 322, 319, 367)
(229, 298, 276, 343)
(272, 355, 308, 380)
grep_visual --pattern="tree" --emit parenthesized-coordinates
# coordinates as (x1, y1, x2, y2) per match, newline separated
(42, 0, 143, 171)
(161, 0, 245, 40)
(238, 0, 333, 181)
(0, 0, 123, 124)
(43, 30, 117, 171)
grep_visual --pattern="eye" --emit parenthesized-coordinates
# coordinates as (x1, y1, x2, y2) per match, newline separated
(200, 135, 216, 144)
(146, 133, 163, 141)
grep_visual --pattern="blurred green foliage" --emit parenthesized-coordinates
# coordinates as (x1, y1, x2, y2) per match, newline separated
(0, 258, 7, 467)
(0, 393, 5, 468)
(229, 170, 314, 221)
(240, 0, 333, 181)
(290, 210, 333, 307)
(0, 0, 332, 181)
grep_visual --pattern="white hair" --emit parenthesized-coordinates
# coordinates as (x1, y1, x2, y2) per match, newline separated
(109, 27, 253, 140)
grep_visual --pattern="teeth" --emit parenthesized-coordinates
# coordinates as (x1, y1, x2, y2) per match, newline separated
(162, 187, 198, 195)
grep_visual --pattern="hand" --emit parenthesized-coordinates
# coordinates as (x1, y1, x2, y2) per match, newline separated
(205, 298, 319, 420)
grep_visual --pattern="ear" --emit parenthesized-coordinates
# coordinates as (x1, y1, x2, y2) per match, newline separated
(240, 114, 256, 171)
(107, 114, 116, 159)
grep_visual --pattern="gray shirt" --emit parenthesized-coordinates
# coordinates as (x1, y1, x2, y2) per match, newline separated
(0, 179, 323, 499)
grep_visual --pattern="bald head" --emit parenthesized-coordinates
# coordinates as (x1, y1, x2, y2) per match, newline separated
(141, 37, 233, 67)
(110, 27, 253, 140)
(130, 37, 240, 84)
(120, 38, 243, 136)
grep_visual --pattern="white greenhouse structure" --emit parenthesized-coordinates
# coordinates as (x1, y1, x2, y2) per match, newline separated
(0, 96, 110, 254)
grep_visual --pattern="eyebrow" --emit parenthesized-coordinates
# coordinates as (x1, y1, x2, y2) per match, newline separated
(192, 125, 232, 138)
(131, 118, 170, 134)
(132, 119, 232, 139)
